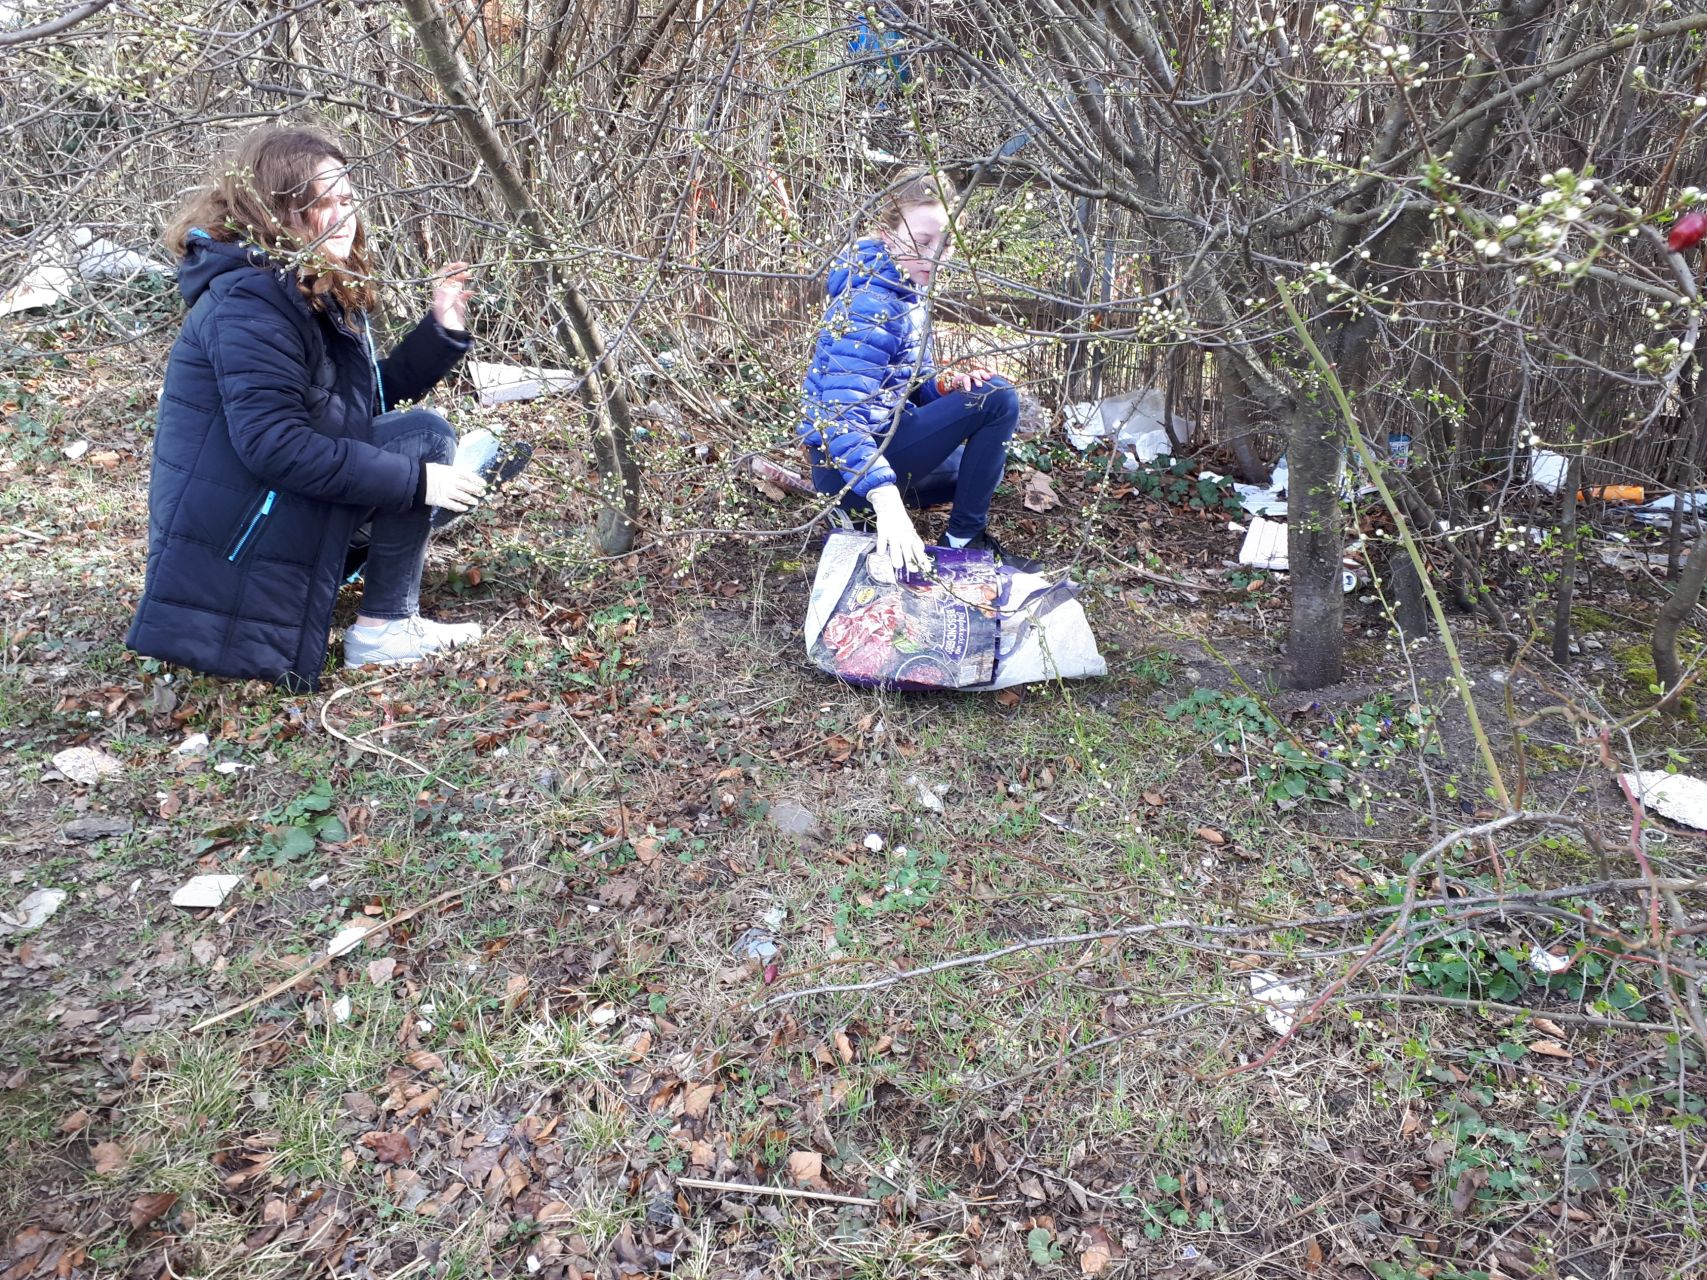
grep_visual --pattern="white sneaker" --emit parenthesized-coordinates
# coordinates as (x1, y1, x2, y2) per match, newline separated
(344, 615, 483, 668)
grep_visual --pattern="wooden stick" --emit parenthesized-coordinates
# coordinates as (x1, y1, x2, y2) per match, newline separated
(675, 1176, 878, 1208)
(320, 672, 461, 790)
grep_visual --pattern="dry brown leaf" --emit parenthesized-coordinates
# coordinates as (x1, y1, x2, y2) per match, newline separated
(833, 1030, 854, 1064)
(367, 958, 397, 985)
(1399, 1109, 1420, 1138)
(995, 688, 1022, 709)
(399, 1086, 441, 1119)
(128, 1192, 177, 1232)
(786, 1151, 823, 1185)
(1303, 1235, 1324, 1272)
(1532, 1016, 1566, 1039)
(1022, 469, 1060, 513)
(626, 1029, 653, 1062)
(1142, 791, 1165, 807)
(1195, 826, 1227, 844)
(1528, 1038, 1572, 1060)
(501, 973, 529, 1015)
(360, 1129, 413, 1164)
(90, 1141, 127, 1174)
(406, 1050, 444, 1072)
(57, 1110, 88, 1135)
(681, 1081, 716, 1119)
(1080, 1243, 1112, 1276)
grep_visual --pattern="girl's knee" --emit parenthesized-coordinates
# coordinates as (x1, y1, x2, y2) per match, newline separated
(979, 377, 1020, 428)
(390, 408, 457, 462)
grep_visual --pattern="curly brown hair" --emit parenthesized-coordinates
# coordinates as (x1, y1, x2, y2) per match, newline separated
(165, 126, 378, 313)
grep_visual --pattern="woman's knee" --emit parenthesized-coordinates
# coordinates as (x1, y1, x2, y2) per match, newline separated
(380, 407, 457, 464)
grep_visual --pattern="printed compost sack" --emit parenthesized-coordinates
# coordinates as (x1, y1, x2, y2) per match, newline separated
(804, 530, 1106, 691)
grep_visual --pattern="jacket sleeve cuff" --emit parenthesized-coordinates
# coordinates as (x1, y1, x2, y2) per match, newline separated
(849, 462, 898, 499)
(415, 462, 430, 509)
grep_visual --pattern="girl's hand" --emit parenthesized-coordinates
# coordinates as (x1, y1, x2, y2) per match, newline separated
(935, 360, 997, 395)
(432, 261, 472, 331)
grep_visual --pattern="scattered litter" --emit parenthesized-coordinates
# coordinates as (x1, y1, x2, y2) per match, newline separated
(0, 888, 67, 936)
(1579, 484, 1644, 504)
(766, 799, 821, 840)
(1632, 490, 1707, 527)
(1248, 970, 1311, 1036)
(1062, 388, 1192, 469)
(1623, 770, 1707, 830)
(171, 874, 243, 910)
(330, 994, 353, 1023)
(1529, 449, 1568, 494)
(908, 774, 946, 815)
(1529, 945, 1572, 975)
(760, 904, 786, 931)
(213, 761, 252, 775)
(62, 815, 132, 842)
(1237, 517, 1288, 570)
(0, 227, 172, 317)
(1233, 458, 1290, 518)
(863, 832, 885, 853)
(50, 746, 122, 786)
(327, 923, 376, 957)
(467, 359, 580, 407)
(307, 874, 331, 891)
(732, 928, 780, 964)
(173, 732, 210, 757)
(62, 440, 89, 461)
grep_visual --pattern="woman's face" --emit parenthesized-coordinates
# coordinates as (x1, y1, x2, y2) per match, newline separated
(300, 161, 359, 261)
(883, 201, 952, 288)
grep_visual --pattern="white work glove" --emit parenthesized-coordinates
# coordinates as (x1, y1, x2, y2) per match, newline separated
(423, 462, 487, 513)
(867, 484, 929, 583)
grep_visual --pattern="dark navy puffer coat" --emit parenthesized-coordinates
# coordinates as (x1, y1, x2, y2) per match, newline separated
(798, 237, 940, 498)
(125, 235, 470, 690)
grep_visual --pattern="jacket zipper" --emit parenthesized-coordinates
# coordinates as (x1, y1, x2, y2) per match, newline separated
(227, 490, 276, 562)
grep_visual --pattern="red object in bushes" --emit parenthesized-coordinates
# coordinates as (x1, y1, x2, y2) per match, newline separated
(1669, 211, 1707, 253)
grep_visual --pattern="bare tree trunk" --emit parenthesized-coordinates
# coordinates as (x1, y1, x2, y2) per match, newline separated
(398, 0, 641, 554)
(1552, 453, 1584, 663)
(1653, 529, 1707, 714)
(1285, 396, 1346, 687)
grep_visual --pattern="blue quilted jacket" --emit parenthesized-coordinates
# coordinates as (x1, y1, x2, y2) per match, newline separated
(798, 237, 940, 497)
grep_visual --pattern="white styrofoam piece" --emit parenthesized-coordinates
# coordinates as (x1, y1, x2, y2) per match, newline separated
(1249, 970, 1310, 1036)
(171, 874, 243, 910)
(1624, 770, 1707, 830)
(467, 360, 580, 407)
(1238, 517, 1289, 569)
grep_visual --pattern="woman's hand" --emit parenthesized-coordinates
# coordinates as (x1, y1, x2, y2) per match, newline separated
(423, 462, 486, 512)
(432, 261, 473, 332)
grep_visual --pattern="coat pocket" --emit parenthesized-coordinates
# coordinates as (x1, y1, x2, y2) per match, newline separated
(225, 489, 277, 563)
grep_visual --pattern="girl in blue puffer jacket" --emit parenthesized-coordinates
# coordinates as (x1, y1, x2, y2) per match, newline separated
(799, 168, 1038, 576)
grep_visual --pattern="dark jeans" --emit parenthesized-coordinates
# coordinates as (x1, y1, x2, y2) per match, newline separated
(811, 377, 1020, 541)
(355, 408, 456, 620)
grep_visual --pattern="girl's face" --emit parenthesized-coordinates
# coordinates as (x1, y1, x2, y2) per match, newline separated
(882, 201, 952, 288)
(300, 161, 359, 261)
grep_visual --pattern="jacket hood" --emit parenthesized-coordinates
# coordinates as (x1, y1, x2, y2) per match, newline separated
(825, 237, 918, 302)
(176, 232, 281, 307)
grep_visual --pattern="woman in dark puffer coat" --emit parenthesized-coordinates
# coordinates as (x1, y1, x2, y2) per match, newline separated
(798, 167, 1038, 577)
(127, 126, 489, 690)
